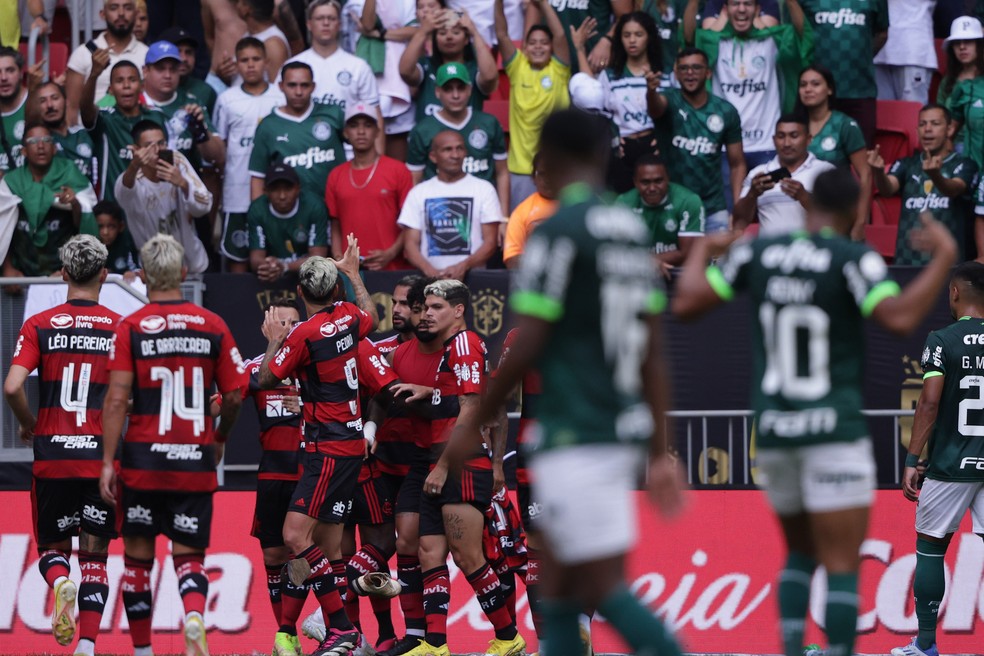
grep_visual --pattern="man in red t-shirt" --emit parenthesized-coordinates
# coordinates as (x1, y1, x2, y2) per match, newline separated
(397, 279, 525, 656)
(326, 102, 413, 271)
(4, 235, 120, 656)
(257, 238, 379, 656)
(99, 234, 245, 656)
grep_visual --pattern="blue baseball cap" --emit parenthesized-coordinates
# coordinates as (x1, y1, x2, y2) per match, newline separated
(145, 41, 181, 66)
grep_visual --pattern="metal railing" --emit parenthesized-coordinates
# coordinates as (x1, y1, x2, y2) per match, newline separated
(68, 0, 95, 53)
(0, 278, 204, 462)
(26, 27, 50, 80)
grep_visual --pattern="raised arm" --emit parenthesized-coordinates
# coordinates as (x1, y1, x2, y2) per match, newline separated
(459, 11, 498, 97)
(786, 0, 805, 36)
(867, 145, 900, 197)
(683, 0, 700, 46)
(495, 0, 517, 63)
(399, 12, 436, 87)
(79, 48, 110, 129)
(534, 0, 570, 66)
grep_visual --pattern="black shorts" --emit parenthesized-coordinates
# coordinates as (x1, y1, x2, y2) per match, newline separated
(419, 467, 493, 537)
(120, 486, 213, 550)
(396, 457, 427, 515)
(347, 471, 394, 527)
(33, 477, 118, 545)
(379, 471, 406, 507)
(252, 479, 298, 549)
(289, 452, 361, 524)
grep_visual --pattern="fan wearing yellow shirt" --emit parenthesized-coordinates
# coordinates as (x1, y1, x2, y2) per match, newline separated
(494, 0, 582, 211)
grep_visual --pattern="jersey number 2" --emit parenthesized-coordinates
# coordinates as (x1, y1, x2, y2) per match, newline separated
(151, 365, 206, 436)
(958, 375, 984, 436)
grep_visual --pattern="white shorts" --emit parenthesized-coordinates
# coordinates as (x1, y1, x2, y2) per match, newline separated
(915, 478, 984, 538)
(529, 443, 642, 565)
(383, 103, 415, 135)
(756, 438, 876, 515)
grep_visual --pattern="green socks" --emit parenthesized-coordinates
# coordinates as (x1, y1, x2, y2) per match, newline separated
(540, 600, 581, 656)
(597, 585, 681, 656)
(914, 537, 947, 650)
(825, 572, 859, 656)
(778, 552, 816, 656)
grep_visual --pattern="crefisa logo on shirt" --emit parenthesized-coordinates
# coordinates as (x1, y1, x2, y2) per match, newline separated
(139, 315, 167, 334)
(320, 321, 338, 337)
(312, 121, 332, 141)
(50, 313, 74, 329)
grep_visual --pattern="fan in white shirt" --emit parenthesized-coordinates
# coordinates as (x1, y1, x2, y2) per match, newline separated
(398, 130, 502, 280)
(734, 114, 835, 236)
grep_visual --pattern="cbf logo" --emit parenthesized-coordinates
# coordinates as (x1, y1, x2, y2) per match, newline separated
(471, 288, 505, 338)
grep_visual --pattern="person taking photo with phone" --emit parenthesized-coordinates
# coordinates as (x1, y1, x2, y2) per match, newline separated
(114, 120, 212, 273)
(733, 113, 835, 236)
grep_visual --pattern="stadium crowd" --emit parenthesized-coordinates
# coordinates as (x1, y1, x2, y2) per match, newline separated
(4, 2, 984, 656)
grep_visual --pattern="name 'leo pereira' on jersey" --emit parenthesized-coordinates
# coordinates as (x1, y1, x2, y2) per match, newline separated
(11, 300, 121, 479)
(110, 300, 246, 493)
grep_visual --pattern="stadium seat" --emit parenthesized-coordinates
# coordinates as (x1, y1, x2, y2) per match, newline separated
(489, 70, 510, 101)
(870, 194, 901, 226)
(875, 100, 921, 164)
(864, 224, 897, 261)
(19, 40, 69, 79)
(485, 99, 509, 132)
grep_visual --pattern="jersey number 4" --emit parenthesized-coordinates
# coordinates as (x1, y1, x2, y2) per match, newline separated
(60, 363, 92, 427)
(151, 365, 206, 436)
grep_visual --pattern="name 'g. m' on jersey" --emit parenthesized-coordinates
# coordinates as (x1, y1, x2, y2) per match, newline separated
(707, 231, 901, 448)
(920, 317, 984, 482)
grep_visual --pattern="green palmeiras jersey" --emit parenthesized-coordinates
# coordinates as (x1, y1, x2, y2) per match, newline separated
(88, 106, 165, 201)
(616, 183, 705, 254)
(949, 77, 984, 171)
(545, 0, 613, 72)
(53, 127, 97, 189)
(414, 57, 487, 122)
(808, 110, 865, 168)
(889, 152, 978, 265)
(920, 317, 984, 482)
(799, 0, 888, 100)
(707, 230, 900, 449)
(105, 229, 140, 274)
(247, 190, 329, 260)
(0, 93, 26, 172)
(406, 108, 506, 185)
(655, 88, 742, 215)
(248, 104, 345, 198)
(510, 182, 667, 452)
(142, 89, 218, 169)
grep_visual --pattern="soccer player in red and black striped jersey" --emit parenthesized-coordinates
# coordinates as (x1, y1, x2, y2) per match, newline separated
(99, 234, 245, 656)
(4, 235, 120, 656)
(397, 280, 525, 656)
(242, 299, 309, 656)
(258, 237, 379, 656)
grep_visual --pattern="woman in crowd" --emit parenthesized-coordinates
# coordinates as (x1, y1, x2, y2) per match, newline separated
(938, 15, 984, 106)
(946, 17, 984, 171)
(399, 0, 497, 122)
(797, 65, 870, 240)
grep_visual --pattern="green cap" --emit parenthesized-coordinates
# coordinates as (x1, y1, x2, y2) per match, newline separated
(435, 62, 472, 87)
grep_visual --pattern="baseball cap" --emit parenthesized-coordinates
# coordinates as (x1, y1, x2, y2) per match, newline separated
(944, 16, 984, 47)
(145, 41, 181, 65)
(435, 62, 471, 88)
(344, 101, 376, 124)
(159, 26, 199, 48)
(265, 162, 300, 186)
(569, 73, 606, 113)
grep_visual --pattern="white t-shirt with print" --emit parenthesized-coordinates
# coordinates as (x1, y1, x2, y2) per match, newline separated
(712, 37, 781, 154)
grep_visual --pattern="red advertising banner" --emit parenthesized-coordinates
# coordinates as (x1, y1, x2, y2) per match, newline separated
(0, 490, 981, 654)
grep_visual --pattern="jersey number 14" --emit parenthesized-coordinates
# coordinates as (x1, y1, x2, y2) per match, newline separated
(151, 365, 206, 436)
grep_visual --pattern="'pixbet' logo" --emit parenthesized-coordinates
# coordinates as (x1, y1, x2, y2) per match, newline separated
(50, 313, 74, 329)
(139, 315, 167, 334)
(960, 456, 984, 470)
(320, 321, 338, 337)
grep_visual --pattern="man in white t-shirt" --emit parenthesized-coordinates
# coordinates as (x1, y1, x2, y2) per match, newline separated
(214, 36, 284, 271)
(873, 0, 937, 104)
(281, 0, 384, 153)
(234, 0, 291, 82)
(65, 0, 148, 126)
(398, 130, 501, 280)
(734, 114, 835, 236)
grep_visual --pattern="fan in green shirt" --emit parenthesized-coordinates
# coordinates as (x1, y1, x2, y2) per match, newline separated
(34, 82, 98, 190)
(949, 77, 984, 171)
(160, 27, 219, 113)
(93, 199, 140, 276)
(247, 162, 329, 283)
(615, 155, 704, 271)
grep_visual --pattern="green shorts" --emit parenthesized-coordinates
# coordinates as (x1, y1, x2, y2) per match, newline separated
(220, 211, 249, 262)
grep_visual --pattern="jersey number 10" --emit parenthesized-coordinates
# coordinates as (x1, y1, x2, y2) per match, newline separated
(759, 303, 831, 401)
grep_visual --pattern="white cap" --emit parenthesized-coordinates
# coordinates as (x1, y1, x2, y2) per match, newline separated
(569, 73, 606, 113)
(944, 16, 984, 47)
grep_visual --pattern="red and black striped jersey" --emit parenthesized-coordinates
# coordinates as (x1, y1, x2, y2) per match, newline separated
(498, 329, 541, 484)
(378, 339, 444, 474)
(110, 300, 246, 492)
(267, 302, 373, 457)
(245, 354, 302, 481)
(358, 339, 398, 396)
(371, 333, 401, 355)
(430, 330, 489, 468)
(11, 300, 121, 479)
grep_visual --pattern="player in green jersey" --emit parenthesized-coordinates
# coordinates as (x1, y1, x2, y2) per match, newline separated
(893, 261, 984, 656)
(81, 59, 165, 202)
(616, 154, 704, 275)
(406, 62, 508, 211)
(33, 82, 97, 189)
(450, 108, 684, 656)
(248, 162, 329, 282)
(647, 47, 745, 232)
(674, 167, 958, 656)
(249, 61, 345, 202)
(868, 103, 978, 265)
